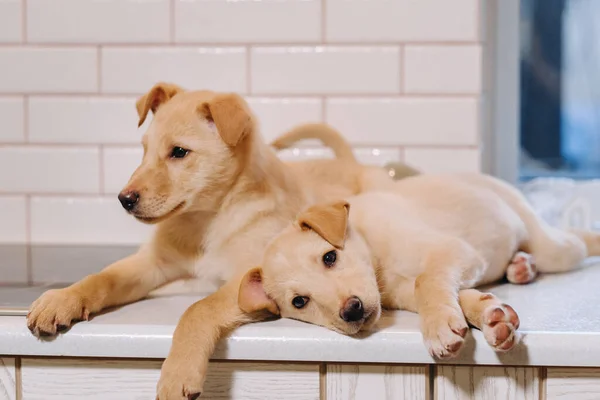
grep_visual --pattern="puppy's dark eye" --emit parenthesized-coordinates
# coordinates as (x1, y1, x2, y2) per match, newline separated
(170, 146, 189, 159)
(322, 250, 337, 268)
(292, 296, 309, 309)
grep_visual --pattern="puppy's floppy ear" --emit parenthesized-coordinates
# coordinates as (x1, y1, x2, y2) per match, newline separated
(238, 267, 279, 315)
(297, 201, 350, 250)
(200, 93, 254, 147)
(136, 82, 185, 127)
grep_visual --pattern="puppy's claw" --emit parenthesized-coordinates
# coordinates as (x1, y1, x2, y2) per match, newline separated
(452, 326, 468, 337)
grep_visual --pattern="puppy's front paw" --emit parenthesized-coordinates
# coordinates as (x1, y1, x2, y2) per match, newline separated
(421, 307, 469, 359)
(482, 303, 519, 351)
(27, 289, 89, 337)
(157, 357, 205, 400)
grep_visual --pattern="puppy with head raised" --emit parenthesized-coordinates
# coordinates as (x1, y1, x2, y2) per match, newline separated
(241, 173, 600, 359)
(26, 82, 414, 399)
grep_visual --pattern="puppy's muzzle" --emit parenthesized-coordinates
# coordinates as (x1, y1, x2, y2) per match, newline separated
(340, 296, 364, 322)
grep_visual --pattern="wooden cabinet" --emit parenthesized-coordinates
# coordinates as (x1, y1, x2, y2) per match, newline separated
(20, 359, 320, 400)
(326, 364, 427, 400)
(435, 366, 540, 400)
(0, 358, 16, 400)
(546, 368, 600, 400)
(6, 359, 600, 399)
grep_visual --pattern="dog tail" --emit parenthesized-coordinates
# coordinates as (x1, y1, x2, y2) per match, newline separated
(271, 123, 358, 163)
(570, 230, 600, 257)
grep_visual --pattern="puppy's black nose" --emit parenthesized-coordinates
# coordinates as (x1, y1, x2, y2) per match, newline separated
(118, 191, 139, 211)
(340, 296, 364, 322)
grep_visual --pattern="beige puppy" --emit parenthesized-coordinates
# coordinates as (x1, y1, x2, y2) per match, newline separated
(26, 83, 408, 399)
(239, 173, 600, 359)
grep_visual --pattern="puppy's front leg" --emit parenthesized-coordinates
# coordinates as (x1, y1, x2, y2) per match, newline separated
(156, 278, 256, 400)
(413, 243, 482, 359)
(27, 248, 189, 336)
(458, 289, 520, 352)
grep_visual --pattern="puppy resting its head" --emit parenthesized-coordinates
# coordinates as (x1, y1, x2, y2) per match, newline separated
(239, 201, 382, 335)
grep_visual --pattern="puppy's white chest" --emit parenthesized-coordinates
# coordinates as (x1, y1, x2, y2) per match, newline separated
(193, 252, 232, 284)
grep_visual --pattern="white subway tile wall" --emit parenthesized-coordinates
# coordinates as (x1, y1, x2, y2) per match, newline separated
(102, 147, 143, 195)
(247, 98, 323, 142)
(403, 148, 481, 174)
(0, 196, 27, 244)
(0, 0, 484, 282)
(175, 0, 321, 43)
(326, 98, 479, 145)
(251, 47, 401, 94)
(101, 47, 247, 94)
(27, 0, 171, 44)
(28, 97, 144, 144)
(326, 0, 479, 42)
(0, 0, 21, 43)
(0, 97, 24, 142)
(30, 196, 152, 245)
(404, 45, 483, 94)
(0, 146, 100, 193)
(0, 48, 98, 93)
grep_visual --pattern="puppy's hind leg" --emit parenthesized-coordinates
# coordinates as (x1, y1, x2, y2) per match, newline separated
(469, 174, 590, 274)
(459, 289, 520, 352)
(506, 251, 537, 284)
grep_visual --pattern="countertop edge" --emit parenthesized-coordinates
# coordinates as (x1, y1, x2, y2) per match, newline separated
(2, 317, 600, 367)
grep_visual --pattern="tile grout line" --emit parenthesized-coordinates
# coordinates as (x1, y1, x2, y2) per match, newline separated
(170, 0, 176, 44)
(475, 0, 482, 43)
(398, 146, 405, 161)
(0, 41, 481, 48)
(98, 145, 105, 194)
(25, 195, 33, 285)
(21, 0, 27, 43)
(0, 92, 481, 98)
(22, 96, 28, 142)
(246, 46, 252, 94)
(398, 44, 404, 94)
(19, 193, 115, 199)
(23, 90, 32, 284)
(97, 46, 102, 93)
(0, 143, 479, 152)
(321, 0, 326, 43)
(0, 143, 137, 148)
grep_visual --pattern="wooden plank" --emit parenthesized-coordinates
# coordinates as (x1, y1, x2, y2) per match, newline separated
(435, 366, 539, 400)
(0, 358, 16, 400)
(326, 364, 428, 400)
(21, 359, 320, 400)
(547, 368, 600, 399)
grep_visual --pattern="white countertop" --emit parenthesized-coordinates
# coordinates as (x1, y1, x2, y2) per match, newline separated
(2, 261, 600, 367)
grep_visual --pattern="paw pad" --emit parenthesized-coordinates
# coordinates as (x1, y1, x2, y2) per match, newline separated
(482, 304, 520, 351)
(507, 251, 537, 284)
